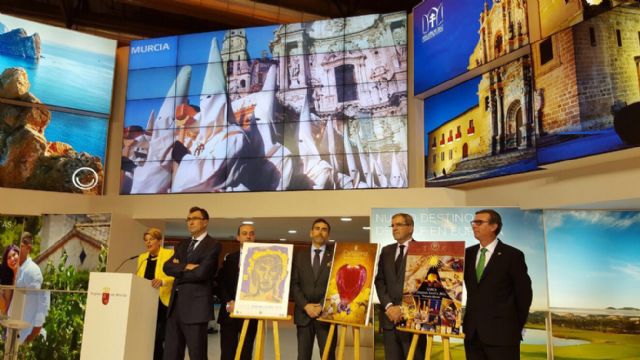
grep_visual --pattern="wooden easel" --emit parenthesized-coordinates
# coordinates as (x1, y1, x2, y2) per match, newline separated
(397, 327, 465, 360)
(230, 314, 291, 360)
(318, 318, 371, 360)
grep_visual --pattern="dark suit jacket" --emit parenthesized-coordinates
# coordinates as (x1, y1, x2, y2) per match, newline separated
(374, 240, 412, 330)
(217, 250, 240, 325)
(463, 240, 533, 346)
(290, 246, 333, 326)
(164, 234, 221, 324)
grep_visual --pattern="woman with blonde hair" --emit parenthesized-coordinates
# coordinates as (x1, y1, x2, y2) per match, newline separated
(136, 227, 174, 360)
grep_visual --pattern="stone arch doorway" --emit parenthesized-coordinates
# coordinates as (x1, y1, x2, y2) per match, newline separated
(506, 100, 523, 149)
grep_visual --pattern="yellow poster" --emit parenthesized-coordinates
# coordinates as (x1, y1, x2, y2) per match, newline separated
(320, 242, 379, 326)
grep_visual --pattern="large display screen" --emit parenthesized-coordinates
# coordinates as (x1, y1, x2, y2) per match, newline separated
(533, 6, 640, 165)
(413, 0, 530, 95)
(424, 56, 539, 186)
(122, 12, 408, 194)
(422, 4, 640, 187)
(0, 14, 116, 194)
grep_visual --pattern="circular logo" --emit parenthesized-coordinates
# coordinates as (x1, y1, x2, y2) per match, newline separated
(72, 167, 99, 190)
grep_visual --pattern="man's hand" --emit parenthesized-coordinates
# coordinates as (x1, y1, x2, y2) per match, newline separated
(185, 263, 199, 271)
(303, 303, 322, 318)
(226, 300, 235, 314)
(151, 279, 163, 288)
(385, 305, 403, 324)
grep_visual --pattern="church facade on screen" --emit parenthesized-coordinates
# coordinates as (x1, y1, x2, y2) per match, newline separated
(426, 0, 535, 182)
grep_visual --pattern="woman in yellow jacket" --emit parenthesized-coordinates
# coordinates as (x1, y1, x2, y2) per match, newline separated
(136, 227, 174, 360)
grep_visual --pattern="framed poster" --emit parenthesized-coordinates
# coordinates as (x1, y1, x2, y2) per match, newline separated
(233, 243, 293, 318)
(320, 242, 379, 326)
(399, 241, 465, 334)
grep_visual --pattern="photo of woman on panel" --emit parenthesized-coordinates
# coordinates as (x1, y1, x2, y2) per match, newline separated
(0, 244, 20, 315)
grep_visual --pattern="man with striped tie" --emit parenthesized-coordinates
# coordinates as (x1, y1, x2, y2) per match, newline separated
(463, 209, 532, 360)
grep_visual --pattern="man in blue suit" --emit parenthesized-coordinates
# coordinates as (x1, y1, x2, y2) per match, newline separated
(463, 209, 532, 360)
(163, 206, 221, 360)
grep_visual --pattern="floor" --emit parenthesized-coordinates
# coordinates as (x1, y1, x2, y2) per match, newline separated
(204, 320, 323, 360)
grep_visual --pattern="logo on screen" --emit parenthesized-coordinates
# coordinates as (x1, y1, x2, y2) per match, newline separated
(131, 42, 171, 54)
(422, 3, 444, 43)
(72, 167, 99, 191)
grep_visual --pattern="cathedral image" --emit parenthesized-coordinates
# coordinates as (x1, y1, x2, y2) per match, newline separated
(426, 0, 535, 183)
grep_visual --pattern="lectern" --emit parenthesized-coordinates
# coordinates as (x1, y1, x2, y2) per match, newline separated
(80, 272, 158, 360)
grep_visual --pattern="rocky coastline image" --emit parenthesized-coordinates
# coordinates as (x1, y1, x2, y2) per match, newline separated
(0, 15, 116, 194)
(0, 67, 104, 194)
(0, 26, 40, 59)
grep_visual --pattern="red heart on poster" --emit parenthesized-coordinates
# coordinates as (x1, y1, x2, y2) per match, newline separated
(336, 264, 367, 305)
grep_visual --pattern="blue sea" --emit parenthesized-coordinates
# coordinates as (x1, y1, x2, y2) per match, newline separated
(1, 42, 115, 161)
(44, 111, 108, 161)
(0, 42, 115, 114)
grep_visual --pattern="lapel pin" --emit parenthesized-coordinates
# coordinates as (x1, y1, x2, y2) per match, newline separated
(497, 252, 502, 256)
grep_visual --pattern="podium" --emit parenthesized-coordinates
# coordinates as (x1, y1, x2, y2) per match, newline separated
(80, 272, 158, 360)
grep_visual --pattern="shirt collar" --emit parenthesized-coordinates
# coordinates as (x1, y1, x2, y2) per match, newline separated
(193, 232, 208, 241)
(311, 244, 327, 253)
(481, 238, 498, 254)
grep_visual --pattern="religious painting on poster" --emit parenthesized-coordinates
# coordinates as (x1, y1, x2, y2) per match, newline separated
(233, 243, 293, 318)
(400, 241, 465, 334)
(320, 242, 379, 326)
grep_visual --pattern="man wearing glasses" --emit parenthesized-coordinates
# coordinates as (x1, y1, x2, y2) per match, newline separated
(374, 213, 425, 359)
(163, 206, 221, 360)
(463, 209, 532, 360)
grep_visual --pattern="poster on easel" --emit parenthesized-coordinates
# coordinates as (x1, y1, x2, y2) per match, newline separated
(233, 243, 293, 318)
(399, 241, 465, 335)
(319, 242, 379, 326)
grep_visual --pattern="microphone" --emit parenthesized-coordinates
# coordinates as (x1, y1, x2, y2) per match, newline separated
(135, 257, 149, 275)
(114, 254, 139, 272)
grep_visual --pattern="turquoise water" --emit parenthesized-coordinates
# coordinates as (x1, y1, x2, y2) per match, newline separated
(44, 111, 108, 161)
(0, 43, 115, 114)
(1, 42, 114, 161)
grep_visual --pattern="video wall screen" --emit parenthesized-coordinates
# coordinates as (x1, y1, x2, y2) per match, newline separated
(537, 0, 629, 39)
(122, 12, 408, 194)
(421, 3, 640, 187)
(532, 5, 640, 165)
(424, 55, 539, 186)
(413, 0, 530, 95)
(0, 14, 116, 194)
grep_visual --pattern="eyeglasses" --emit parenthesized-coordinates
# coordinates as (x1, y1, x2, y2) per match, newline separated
(389, 223, 410, 228)
(186, 217, 204, 222)
(470, 220, 490, 226)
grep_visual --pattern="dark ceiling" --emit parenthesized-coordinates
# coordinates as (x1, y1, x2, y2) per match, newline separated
(0, 0, 417, 46)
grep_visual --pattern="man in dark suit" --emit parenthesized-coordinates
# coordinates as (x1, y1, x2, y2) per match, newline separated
(463, 209, 533, 360)
(375, 213, 425, 360)
(217, 224, 258, 360)
(163, 206, 221, 360)
(291, 218, 336, 360)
